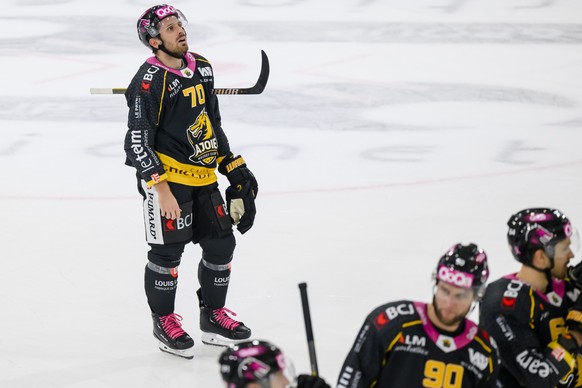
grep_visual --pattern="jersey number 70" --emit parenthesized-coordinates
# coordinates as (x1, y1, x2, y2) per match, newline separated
(183, 85, 206, 108)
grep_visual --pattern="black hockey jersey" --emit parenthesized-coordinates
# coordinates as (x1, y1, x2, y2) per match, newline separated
(337, 300, 499, 388)
(124, 52, 231, 187)
(479, 274, 582, 387)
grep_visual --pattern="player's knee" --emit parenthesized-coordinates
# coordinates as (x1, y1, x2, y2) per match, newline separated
(199, 233, 236, 266)
(147, 243, 185, 267)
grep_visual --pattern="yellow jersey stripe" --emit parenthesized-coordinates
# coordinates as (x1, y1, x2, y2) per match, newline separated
(473, 336, 491, 353)
(387, 332, 403, 353)
(158, 72, 167, 125)
(529, 288, 536, 329)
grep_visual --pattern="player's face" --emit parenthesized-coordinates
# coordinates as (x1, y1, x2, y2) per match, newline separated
(550, 238, 574, 279)
(432, 282, 473, 328)
(157, 16, 188, 56)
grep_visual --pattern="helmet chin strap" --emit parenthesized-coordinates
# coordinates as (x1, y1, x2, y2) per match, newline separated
(526, 262, 552, 273)
(525, 252, 555, 292)
(157, 43, 184, 59)
(545, 253, 556, 292)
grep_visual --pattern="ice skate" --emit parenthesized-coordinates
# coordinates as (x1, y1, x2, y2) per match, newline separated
(197, 289, 251, 346)
(152, 312, 194, 359)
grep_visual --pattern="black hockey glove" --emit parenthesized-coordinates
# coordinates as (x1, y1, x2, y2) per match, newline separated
(297, 374, 331, 388)
(219, 154, 258, 234)
(566, 304, 582, 335)
(556, 332, 580, 354)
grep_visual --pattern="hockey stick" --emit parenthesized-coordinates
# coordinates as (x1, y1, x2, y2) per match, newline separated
(90, 50, 269, 95)
(298, 282, 319, 376)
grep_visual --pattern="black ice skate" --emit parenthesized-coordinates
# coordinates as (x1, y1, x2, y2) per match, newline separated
(152, 312, 194, 359)
(197, 289, 251, 346)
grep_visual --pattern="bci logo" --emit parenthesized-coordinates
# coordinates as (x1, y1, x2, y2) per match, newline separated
(503, 279, 523, 298)
(385, 303, 415, 320)
(164, 213, 193, 232)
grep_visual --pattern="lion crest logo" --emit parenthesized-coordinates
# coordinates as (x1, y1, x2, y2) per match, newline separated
(187, 109, 217, 165)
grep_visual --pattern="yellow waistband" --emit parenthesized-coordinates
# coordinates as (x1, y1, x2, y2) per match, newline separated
(157, 153, 217, 186)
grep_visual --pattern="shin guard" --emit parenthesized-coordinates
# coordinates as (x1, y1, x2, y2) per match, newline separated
(198, 234, 236, 308)
(145, 261, 180, 316)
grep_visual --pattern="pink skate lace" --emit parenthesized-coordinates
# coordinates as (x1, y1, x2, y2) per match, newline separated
(160, 313, 187, 339)
(212, 308, 241, 330)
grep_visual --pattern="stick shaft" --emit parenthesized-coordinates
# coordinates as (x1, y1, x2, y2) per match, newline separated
(298, 282, 319, 376)
(90, 88, 126, 95)
(90, 50, 269, 96)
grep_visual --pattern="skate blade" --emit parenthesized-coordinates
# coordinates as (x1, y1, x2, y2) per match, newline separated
(158, 341, 194, 359)
(201, 332, 250, 347)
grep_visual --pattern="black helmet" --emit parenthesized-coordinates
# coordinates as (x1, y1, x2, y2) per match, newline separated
(434, 243, 489, 297)
(136, 4, 188, 49)
(219, 340, 293, 388)
(507, 208, 574, 265)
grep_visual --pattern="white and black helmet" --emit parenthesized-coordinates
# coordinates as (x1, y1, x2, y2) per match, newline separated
(434, 243, 489, 298)
(507, 208, 575, 266)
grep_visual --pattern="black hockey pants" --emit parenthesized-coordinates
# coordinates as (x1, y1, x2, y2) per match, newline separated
(138, 180, 236, 315)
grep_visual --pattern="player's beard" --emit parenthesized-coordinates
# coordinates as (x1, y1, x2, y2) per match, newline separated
(432, 296, 470, 327)
(160, 35, 188, 58)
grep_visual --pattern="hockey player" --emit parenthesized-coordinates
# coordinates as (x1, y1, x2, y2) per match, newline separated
(480, 208, 582, 387)
(337, 243, 499, 387)
(219, 340, 331, 388)
(124, 4, 258, 359)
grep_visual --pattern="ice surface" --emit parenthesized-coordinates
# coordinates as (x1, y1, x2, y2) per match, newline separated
(1, 0, 582, 386)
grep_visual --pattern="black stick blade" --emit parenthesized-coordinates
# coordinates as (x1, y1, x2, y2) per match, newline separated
(212, 50, 269, 95)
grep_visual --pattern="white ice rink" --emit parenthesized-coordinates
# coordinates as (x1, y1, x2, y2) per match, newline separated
(2, 0, 582, 386)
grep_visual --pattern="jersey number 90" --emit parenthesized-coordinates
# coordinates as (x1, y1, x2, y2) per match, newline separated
(422, 360, 463, 388)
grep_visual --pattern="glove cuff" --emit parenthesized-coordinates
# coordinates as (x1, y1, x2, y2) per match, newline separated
(218, 154, 247, 175)
(551, 333, 579, 369)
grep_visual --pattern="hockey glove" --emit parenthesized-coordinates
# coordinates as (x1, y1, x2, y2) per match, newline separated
(566, 306, 582, 335)
(550, 332, 580, 371)
(219, 154, 258, 234)
(556, 332, 580, 354)
(296, 374, 331, 388)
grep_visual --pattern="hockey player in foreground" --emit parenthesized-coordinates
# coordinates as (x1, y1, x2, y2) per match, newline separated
(480, 208, 582, 387)
(219, 340, 331, 388)
(337, 243, 500, 387)
(124, 4, 258, 358)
